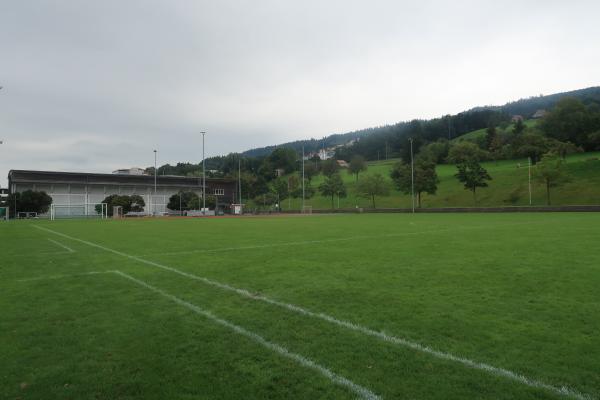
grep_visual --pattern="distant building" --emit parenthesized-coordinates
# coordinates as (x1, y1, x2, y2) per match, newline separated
(511, 115, 524, 123)
(0, 188, 8, 199)
(112, 167, 147, 175)
(532, 109, 547, 119)
(336, 160, 349, 168)
(318, 148, 335, 160)
(8, 170, 236, 216)
(275, 168, 285, 177)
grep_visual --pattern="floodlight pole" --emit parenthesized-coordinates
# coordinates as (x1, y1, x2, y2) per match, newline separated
(409, 138, 415, 213)
(201, 131, 206, 215)
(238, 157, 242, 205)
(153, 150, 157, 194)
(302, 145, 305, 211)
(528, 157, 532, 205)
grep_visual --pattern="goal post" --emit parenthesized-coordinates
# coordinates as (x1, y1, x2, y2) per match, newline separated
(112, 206, 123, 219)
(301, 205, 313, 214)
(50, 203, 108, 220)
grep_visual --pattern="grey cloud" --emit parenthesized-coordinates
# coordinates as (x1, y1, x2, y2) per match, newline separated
(1, 0, 600, 186)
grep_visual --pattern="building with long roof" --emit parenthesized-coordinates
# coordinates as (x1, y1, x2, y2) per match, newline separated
(8, 169, 236, 216)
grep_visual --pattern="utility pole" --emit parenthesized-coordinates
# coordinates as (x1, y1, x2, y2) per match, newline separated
(153, 150, 157, 194)
(302, 145, 305, 211)
(153, 149, 157, 216)
(409, 138, 415, 213)
(201, 131, 206, 215)
(528, 157, 532, 205)
(238, 157, 242, 206)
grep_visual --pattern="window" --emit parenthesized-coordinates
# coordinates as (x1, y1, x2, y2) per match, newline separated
(213, 188, 224, 196)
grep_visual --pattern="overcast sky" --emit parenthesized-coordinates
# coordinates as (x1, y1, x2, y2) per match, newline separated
(1, 0, 599, 187)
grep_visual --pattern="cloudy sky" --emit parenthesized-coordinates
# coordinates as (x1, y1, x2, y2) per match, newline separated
(1, 0, 599, 186)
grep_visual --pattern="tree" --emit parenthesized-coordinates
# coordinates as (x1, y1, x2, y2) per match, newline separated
(418, 140, 449, 164)
(7, 190, 52, 217)
(97, 194, 134, 216)
(512, 119, 526, 135)
(454, 161, 492, 203)
(271, 177, 289, 209)
(130, 195, 146, 212)
(355, 173, 390, 208)
(390, 160, 439, 207)
(485, 124, 497, 150)
(534, 152, 569, 205)
(548, 140, 580, 159)
(589, 131, 600, 150)
(539, 97, 592, 148)
(269, 147, 298, 174)
(348, 155, 367, 181)
(291, 178, 315, 199)
(318, 173, 347, 209)
(321, 158, 339, 177)
(167, 191, 199, 211)
(515, 132, 550, 164)
(447, 141, 488, 164)
(303, 163, 318, 182)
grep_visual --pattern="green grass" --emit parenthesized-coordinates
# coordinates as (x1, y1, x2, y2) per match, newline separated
(452, 119, 539, 142)
(280, 151, 600, 210)
(1, 213, 599, 399)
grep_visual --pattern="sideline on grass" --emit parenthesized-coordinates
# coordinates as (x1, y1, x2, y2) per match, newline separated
(32, 224, 594, 400)
(17, 269, 380, 400)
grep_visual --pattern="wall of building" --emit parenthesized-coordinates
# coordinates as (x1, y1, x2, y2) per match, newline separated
(9, 170, 236, 217)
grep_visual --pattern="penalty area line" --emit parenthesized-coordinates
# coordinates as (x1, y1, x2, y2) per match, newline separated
(31, 224, 593, 400)
(47, 238, 76, 253)
(16, 270, 113, 282)
(112, 270, 380, 400)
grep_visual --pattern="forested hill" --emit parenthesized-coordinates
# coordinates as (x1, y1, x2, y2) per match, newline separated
(241, 86, 600, 159)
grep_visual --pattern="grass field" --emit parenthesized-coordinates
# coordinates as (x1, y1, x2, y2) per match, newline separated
(278, 151, 600, 210)
(1, 213, 599, 399)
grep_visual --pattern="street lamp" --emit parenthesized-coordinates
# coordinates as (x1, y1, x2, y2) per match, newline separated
(153, 150, 157, 194)
(409, 138, 415, 213)
(301, 145, 305, 212)
(201, 131, 206, 215)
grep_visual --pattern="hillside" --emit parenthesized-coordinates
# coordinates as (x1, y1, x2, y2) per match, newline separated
(241, 86, 600, 159)
(251, 152, 600, 211)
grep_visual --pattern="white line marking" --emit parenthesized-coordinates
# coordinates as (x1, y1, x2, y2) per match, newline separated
(47, 238, 75, 253)
(17, 271, 112, 282)
(32, 224, 593, 400)
(140, 221, 548, 257)
(112, 270, 380, 400)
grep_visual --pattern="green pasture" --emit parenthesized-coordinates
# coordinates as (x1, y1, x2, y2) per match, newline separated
(277, 151, 600, 210)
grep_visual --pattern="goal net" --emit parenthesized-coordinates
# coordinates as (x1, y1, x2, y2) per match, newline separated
(50, 203, 108, 220)
(301, 205, 313, 214)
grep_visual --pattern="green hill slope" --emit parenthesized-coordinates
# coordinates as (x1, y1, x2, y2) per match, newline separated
(270, 152, 600, 210)
(452, 119, 538, 142)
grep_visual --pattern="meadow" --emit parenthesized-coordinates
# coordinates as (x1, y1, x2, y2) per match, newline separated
(279, 151, 600, 210)
(1, 213, 599, 399)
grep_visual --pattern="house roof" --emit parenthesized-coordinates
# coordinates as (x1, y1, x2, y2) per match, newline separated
(8, 169, 234, 188)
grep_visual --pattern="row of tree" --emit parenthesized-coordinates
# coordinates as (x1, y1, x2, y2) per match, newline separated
(1, 190, 53, 217)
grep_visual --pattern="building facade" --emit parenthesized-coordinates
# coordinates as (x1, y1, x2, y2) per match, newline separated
(8, 170, 236, 216)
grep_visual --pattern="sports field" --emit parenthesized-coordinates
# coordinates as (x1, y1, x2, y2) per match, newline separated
(1, 213, 599, 399)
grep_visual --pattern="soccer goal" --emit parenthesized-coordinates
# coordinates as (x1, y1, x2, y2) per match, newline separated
(0, 207, 9, 221)
(50, 203, 108, 220)
(301, 205, 313, 214)
(113, 206, 123, 219)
